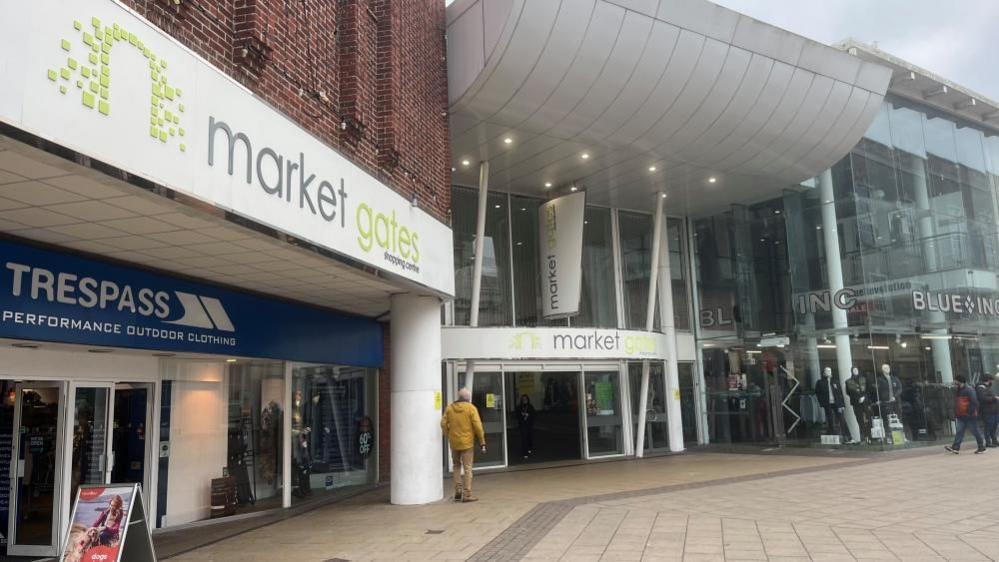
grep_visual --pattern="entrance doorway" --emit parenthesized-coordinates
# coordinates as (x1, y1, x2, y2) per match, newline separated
(3, 381, 152, 558)
(505, 372, 580, 465)
(9, 382, 62, 558)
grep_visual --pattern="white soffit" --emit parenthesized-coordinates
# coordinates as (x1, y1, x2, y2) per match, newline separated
(446, 0, 892, 215)
(0, 138, 398, 319)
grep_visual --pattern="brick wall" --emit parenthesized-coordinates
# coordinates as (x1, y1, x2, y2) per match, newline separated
(123, 0, 451, 223)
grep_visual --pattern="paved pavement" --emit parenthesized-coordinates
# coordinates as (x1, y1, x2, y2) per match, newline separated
(168, 448, 999, 562)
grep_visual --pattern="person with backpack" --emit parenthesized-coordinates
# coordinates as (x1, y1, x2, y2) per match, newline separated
(440, 387, 486, 502)
(946, 375, 986, 454)
(977, 374, 999, 448)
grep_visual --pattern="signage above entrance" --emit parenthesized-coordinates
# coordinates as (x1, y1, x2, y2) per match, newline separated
(442, 326, 669, 361)
(0, 239, 382, 366)
(539, 193, 585, 319)
(0, 0, 453, 296)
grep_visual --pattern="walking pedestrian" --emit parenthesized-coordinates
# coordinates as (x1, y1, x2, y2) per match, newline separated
(977, 374, 999, 447)
(441, 387, 486, 502)
(516, 394, 536, 459)
(945, 375, 986, 454)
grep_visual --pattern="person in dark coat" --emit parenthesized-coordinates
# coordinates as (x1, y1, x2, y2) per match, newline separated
(946, 375, 985, 454)
(977, 375, 999, 447)
(815, 367, 849, 440)
(515, 395, 536, 459)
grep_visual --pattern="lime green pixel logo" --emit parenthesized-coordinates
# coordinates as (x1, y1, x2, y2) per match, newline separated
(47, 17, 187, 153)
(509, 331, 541, 351)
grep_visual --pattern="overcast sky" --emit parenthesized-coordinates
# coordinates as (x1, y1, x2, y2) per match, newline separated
(445, 0, 999, 99)
(711, 0, 999, 99)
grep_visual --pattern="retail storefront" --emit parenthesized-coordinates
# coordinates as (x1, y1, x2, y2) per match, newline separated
(443, 326, 697, 466)
(443, 184, 700, 464)
(692, 51, 999, 450)
(0, 237, 383, 556)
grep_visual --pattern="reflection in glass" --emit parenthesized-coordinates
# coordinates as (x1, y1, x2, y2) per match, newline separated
(71, 387, 110, 503)
(577, 208, 617, 328)
(628, 363, 668, 451)
(227, 363, 285, 510)
(667, 219, 690, 330)
(157, 360, 288, 524)
(585, 371, 623, 456)
(510, 196, 542, 326)
(468, 373, 505, 467)
(452, 187, 512, 326)
(291, 365, 377, 504)
(620, 211, 659, 330)
(14, 386, 60, 546)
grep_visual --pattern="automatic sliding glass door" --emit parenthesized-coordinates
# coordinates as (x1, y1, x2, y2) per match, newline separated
(8, 382, 65, 558)
(67, 384, 113, 502)
(469, 372, 506, 468)
(583, 369, 625, 458)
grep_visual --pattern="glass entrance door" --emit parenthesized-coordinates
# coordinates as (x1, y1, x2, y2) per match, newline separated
(629, 362, 669, 452)
(584, 370, 625, 457)
(8, 382, 64, 557)
(67, 384, 113, 504)
(470, 372, 506, 468)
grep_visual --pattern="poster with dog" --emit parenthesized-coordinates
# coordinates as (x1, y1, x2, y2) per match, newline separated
(61, 485, 136, 562)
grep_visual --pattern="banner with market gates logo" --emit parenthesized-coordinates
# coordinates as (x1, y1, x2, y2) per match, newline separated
(0, 238, 381, 367)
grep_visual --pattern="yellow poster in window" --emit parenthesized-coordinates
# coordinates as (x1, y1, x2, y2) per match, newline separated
(434, 391, 442, 410)
(486, 393, 495, 408)
(517, 373, 535, 394)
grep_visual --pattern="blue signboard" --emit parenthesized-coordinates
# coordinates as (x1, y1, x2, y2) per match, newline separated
(0, 238, 382, 367)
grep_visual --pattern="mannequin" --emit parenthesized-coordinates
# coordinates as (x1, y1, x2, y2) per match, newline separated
(844, 367, 870, 443)
(875, 364, 903, 420)
(291, 390, 312, 498)
(815, 367, 849, 440)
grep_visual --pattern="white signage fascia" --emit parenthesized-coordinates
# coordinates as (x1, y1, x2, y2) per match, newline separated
(539, 192, 585, 319)
(442, 326, 670, 361)
(0, 0, 454, 296)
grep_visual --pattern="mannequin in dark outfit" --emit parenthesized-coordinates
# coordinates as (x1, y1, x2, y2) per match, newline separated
(844, 367, 870, 443)
(815, 367, 849, 440)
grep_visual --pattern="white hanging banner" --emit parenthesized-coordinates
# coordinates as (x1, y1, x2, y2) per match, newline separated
(539, 192, 586, 319)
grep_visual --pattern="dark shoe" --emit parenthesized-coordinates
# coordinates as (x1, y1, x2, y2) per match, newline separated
(976, 447, 988, 454)
(454, 489, 463, 501)
(462, 495, 479, 503)
(945, 445, 959, 454)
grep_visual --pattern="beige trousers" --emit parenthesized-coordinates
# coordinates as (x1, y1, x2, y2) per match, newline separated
(451, 448, 474, 495)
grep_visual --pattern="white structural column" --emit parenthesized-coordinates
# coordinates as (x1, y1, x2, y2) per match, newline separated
(656, 201, 685, 452)
(685, 217, 710, 444)
(635, 193, 664, 457)
(818, 170, 860, 441)
(464, 161, 490, 390)
(912, 161, 953, 383)
(390, 294, 443, 505)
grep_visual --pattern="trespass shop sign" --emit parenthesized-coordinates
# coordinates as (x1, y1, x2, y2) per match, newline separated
(539, 192, 585, 319)
(0, 239, 382, 366)
(0, 0, 453, 296)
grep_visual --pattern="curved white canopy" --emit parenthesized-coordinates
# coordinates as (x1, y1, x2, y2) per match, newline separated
(447, 0, 891, 215)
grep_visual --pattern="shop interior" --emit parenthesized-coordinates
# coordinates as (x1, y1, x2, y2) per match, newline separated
(457, 365, 627, 469)
(502, 371, 580, 465)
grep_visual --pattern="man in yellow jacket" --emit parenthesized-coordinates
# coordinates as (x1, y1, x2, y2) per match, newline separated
(441, 387, 486, 502)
